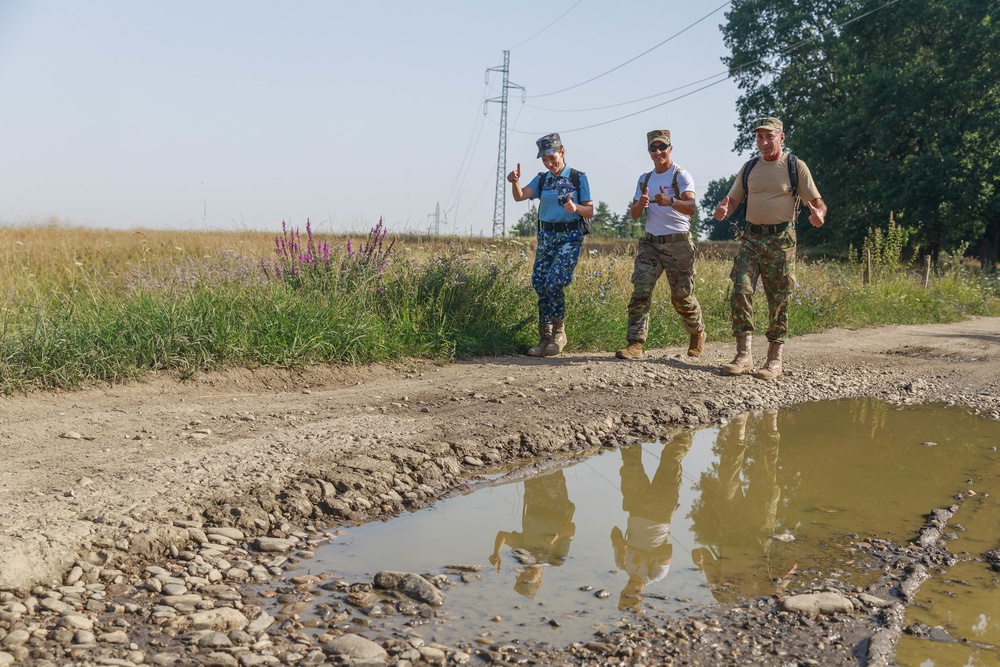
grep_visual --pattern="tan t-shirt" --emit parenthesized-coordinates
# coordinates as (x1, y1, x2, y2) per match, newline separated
(726, 153, 821, 225)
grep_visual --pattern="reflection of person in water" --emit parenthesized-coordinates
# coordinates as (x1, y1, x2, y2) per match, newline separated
(690, 409, 782, 600)
(610, 432, 694, 610)
(489, 469, 576, 598)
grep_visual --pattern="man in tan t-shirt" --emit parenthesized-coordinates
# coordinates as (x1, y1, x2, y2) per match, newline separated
(713, 117, 827, 380)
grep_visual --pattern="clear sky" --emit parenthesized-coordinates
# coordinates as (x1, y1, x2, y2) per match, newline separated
(0, 1, 751, 237)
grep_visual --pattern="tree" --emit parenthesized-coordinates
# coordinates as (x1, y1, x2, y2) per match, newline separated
(510, 205, 537, 237)
(722, 0, 1000, 264)
(700, 175, 741, 240)
(588, 201, 618, 237)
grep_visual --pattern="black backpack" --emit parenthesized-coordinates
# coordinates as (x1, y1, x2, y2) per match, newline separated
(536, 168, 591, 235)
(731, 153, 800, 220)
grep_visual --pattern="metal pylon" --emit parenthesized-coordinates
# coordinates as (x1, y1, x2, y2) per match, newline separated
(486, 50, 524, 237)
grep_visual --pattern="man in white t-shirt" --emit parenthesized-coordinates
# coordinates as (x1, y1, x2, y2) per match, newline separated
(616, 130, 705, 360)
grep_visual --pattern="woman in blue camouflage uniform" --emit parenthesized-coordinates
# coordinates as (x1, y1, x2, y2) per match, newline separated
(508, 132, 594, 357)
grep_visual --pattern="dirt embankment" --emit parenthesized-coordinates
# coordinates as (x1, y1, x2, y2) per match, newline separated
(0, 318, 997, 664)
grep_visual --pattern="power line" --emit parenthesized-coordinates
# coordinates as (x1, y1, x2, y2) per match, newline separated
(443, 81, 492, 209)
(524, 70, 731, 113)
(508, 0, 906, 135)
(509, 0, 585, 50)
(507, 75, 731, 135)
(527, 1, 731, 99)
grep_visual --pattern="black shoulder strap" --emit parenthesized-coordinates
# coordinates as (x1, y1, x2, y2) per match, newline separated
(640, 171, 652, 195)
(569, 168, 582, 192)
(536, 171, 548, 195)
(787, 153, 799, 198)
(740, 157, 760, 195)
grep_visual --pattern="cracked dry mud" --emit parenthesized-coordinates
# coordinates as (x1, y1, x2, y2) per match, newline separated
(0, 317, 998, 665)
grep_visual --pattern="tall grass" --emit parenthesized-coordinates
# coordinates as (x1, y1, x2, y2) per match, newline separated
(0, 222, 997, 393)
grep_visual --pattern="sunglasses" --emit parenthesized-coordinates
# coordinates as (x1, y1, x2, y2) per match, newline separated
(648, 144, 671, 153)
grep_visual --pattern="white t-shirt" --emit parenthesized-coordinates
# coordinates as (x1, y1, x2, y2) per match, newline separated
(632, 165, 695, 236)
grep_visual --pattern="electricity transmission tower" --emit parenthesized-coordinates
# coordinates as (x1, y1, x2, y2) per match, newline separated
(427, 201, 442, 235)
(486, 50, 523, 237)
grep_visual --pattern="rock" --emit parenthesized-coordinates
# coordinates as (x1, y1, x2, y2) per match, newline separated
(252, 537, 297, 552)
(372, 571, 445, 606)
(183, 607, 249, 631)
(99, 630, 130, 643)
(197, 652, 238, 667)
(206, 526, 245, 541)
(246, 611, 275, 635)
(857, 593, 890, 608)
(322, 634, 389, 664)
(780, 592, 854, 616)
(584, 642, 617, 654)
(0, 630, 28, 647)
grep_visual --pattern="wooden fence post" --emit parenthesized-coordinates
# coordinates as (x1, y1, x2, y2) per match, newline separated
(922, 254, 931, 288)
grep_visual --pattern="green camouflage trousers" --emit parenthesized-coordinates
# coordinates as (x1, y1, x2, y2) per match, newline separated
(626, 236, 704, 342)
(729, 227, 796, 344)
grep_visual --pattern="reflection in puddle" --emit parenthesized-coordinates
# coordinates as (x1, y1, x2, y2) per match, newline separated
(269, 399, 1000, 655)
(488, 468, 576, 599)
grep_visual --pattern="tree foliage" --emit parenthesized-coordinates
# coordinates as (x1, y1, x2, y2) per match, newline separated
(700, 174, 742, 240)
(510, 205, 537, 237)
(722, 0, 1000, 264)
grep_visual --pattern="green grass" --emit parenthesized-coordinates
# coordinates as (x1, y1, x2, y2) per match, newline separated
(1, 224, 997, 394)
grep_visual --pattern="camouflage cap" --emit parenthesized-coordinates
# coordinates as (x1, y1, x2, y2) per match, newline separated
(646, 129, 671, 147)
(753, 116, 784, 133)
(535, 132, 563, 158)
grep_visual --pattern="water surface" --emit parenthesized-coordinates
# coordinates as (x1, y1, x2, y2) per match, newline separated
(270, 399, 1000, 654)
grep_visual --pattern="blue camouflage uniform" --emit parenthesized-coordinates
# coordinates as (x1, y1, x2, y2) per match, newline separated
(526, 165, 590, 323)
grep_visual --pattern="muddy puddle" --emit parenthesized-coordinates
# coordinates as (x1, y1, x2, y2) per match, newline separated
(269, 399, 1000, 658)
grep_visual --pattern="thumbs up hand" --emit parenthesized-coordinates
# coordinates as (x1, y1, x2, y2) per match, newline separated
(714, 197, 731, 221)
(563, 191, 577, 214)
(506, 162, 521, 183)
(637, 187, 650, 209)
(654, 185, 673, 207)
(807, 200, 825, 227)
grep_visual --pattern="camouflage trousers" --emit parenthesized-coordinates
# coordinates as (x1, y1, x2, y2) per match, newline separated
(532, 229, 584, 323)
(625, 236, 704, 342)
(729, 227, 796, 344)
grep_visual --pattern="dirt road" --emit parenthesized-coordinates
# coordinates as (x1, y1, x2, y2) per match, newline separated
(0, 318, 997, 664)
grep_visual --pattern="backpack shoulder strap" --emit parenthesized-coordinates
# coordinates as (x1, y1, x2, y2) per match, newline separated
(786, 153, 799, 198)
(568, 168, 582, 192)
(672, 165, 684, 199)
(740, 157, 759, 195)
(640, 171, 653, 196)
(536, 171, 548, 195)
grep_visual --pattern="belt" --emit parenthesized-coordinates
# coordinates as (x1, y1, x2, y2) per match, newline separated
(644, 231, 690, 243)
(747, 221, 791, 235)
(539, 219, 583, 233)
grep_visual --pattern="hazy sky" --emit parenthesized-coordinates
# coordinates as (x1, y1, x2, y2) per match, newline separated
(0, 1, 752, 237)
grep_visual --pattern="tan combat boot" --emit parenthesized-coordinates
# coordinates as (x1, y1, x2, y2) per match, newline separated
(615, 340, 644, 360)
(688, 330, 706, 357)
(527, 322, 552, 357)
(754, 341, 783, 380)
(543, 318, 567, 356)
(722, 333, 753, 375)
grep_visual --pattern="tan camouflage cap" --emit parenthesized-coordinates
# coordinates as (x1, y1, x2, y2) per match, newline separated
(646, 129, 671, 147)
(753, 117, 784, 133)
(536, 133, 563, 158)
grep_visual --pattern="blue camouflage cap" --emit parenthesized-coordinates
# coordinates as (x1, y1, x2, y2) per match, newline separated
(536, 132, 563, 158)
